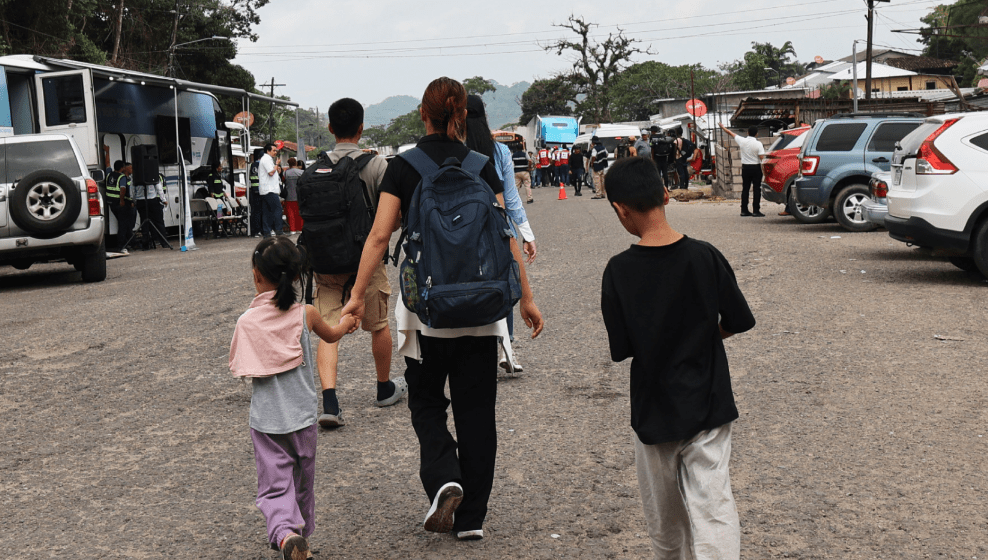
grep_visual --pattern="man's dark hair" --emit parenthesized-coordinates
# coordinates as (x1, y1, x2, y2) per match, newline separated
(329, 98, 364, 139)
(747, 126, 758, 137)
(605, 157, 664, 212)
(113, 160, 125, 171)
(263, 143, 276, 154)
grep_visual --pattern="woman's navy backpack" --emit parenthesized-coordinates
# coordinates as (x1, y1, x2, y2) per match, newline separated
(394, 148, 521, 329)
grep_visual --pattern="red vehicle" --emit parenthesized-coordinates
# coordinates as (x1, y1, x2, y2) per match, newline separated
(760, 126, 822, 218)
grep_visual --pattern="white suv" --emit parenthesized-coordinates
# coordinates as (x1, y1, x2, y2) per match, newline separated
(0, 134, 107, 282)
(885, 112, 988, 275)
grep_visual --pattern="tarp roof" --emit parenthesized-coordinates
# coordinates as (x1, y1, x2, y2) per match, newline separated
(32, 56, 298, 107)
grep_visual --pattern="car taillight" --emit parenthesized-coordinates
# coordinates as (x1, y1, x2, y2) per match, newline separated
(86, 178, 101, 216)
(871, 180, 888, 198)
(800, 156, 819, 176)
(916, 118, 958, 175)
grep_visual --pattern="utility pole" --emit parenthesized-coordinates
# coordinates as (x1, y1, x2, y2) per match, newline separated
(261, 77, 285, 143)
(865, 0, 892, 102)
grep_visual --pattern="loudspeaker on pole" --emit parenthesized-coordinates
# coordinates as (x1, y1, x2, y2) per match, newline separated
(131, 145, 160, 184)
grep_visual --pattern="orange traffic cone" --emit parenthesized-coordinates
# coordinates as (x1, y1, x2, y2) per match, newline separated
(557, 182, 568, 200)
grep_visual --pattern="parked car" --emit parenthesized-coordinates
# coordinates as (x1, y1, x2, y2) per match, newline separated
(793, 112, 924, 231)
(760, 125, 826, 220)
(0, 134, 107, 282)
(861, 170, 890, 228)
(884, 112, 988, 275)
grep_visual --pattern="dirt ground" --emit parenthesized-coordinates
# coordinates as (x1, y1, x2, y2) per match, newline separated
(1, 187, 986, 559)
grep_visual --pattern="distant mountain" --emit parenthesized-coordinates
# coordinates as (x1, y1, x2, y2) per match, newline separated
(480, 80, 529, 130)
(363, 80, 530, 130)
(364, 95, 420, 127)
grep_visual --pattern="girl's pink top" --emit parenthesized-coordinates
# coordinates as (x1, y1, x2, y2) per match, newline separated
(229, 291, 305, 378)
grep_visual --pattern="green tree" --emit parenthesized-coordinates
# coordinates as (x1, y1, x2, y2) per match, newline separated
(462, 76, 497, 96)
(544, 15, 649, 123)
(720, 52, 769, 92)
(918, 2, 988, 86)
(608, 62, 722, 121)
(751, 41, 801, 88)
(518, 76, 577, 125)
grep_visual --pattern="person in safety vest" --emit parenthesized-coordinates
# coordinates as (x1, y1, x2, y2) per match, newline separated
(537, 146, 551, 187)
(249, 148, 263, 236)
(104, 160, 137, 253)
(206, 162, 230, 237)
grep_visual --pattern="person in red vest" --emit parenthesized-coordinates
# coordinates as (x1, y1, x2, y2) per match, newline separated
(537, 147, 551, 188)
(557, 144, 571, 186)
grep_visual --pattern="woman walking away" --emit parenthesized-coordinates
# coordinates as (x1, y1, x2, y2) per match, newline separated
(341, 77, 544, 541)
(464, 94, 537, 374)
(283, 158, 305, 234)
(230, 236, 357, 559)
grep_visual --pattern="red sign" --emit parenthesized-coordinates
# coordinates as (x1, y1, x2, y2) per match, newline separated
(274, 140, 285, 150)
(786, 77, 796, 86)
(814, 55, 824, 64)
(233, 111, 254, 127)
(685, 99, 707, 117)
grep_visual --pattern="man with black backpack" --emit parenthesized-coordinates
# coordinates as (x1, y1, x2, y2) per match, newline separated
(298, 97, 407, 429)
(673, 128, 696, 190)
(649, 125, 673, 189)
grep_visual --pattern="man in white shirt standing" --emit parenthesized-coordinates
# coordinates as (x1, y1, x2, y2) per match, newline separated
(258, 143, 284, 235)
(720, 123, 765, 217)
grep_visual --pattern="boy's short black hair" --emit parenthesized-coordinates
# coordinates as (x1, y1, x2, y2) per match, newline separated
(747, 126, 758, 137)
(605, 157, 665, 212)
(113, 160, 125, 171)
(329, 98, 364, 139)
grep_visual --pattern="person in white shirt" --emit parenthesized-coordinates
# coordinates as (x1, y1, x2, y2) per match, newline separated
(720, 123, 766, 217)
(258, 143, 285, 235)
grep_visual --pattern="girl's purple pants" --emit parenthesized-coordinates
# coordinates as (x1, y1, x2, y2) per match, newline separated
(250, 424, 317, 547)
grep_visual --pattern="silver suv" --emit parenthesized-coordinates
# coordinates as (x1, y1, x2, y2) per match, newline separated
(0, 134, 106, 282)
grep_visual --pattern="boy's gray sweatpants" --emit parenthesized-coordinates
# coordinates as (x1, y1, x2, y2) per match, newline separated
(635, 422, 739, 560)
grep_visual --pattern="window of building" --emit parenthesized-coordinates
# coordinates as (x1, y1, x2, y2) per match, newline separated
(926, 81, 937, 90)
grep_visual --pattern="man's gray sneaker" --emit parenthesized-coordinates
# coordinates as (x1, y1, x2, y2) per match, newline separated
(375, 376, 408, 407)
(318, 411, 345, 428)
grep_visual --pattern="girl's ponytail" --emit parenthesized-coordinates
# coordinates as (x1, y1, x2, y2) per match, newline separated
(252, 236, 303, 311)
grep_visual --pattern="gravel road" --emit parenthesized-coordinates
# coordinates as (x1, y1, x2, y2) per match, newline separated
(1, 187, 986, 559)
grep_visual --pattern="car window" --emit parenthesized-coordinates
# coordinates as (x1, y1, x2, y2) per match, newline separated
(969, 132, 988, 152)
(897, 122, 940, 156)
(815, 123, 867, 152)
(867, 122, 922, 152)
(6, 140, 82, 182)
(770, 131, 807, 152)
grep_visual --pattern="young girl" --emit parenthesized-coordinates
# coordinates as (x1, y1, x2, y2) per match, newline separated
(230, 236, 357, 559)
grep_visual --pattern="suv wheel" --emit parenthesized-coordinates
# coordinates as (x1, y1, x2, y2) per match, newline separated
(834, 184, 878, 232)
(787, 187, 830, 224)
(9, 170, 82, 237)
(972, 220, 988, 278)
(78, 237, 107, 282)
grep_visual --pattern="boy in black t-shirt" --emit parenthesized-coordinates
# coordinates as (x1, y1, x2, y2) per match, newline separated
(600, 157, 755, 560)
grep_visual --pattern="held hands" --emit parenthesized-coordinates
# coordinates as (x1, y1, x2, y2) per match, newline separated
(339, 313, 359, 334)
(340, 297, 365, 326)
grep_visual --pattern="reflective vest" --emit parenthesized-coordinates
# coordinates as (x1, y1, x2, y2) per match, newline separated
(159, 173, 167, 194)
(558, 149, 569, 165)
(105, 172, 133, 202)
(249, 162, 260, 191)
(209, 172, 225, 198)
(538, 149, 549, 167)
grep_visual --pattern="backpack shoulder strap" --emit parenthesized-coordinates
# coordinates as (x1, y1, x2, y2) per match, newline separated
(353, 152, 376, 170)
(398, 148, 439, 177)
(461, 151, 489, 176)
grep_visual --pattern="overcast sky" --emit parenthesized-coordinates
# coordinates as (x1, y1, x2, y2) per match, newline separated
(231, 0, 942, 112)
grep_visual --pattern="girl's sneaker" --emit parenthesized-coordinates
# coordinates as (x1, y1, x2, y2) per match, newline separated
(280, 533, 308, 560)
